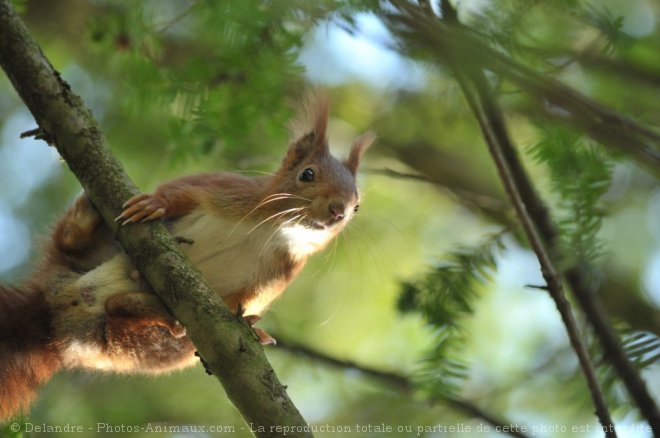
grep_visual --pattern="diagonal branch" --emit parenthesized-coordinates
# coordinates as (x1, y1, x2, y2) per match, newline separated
(413, 1, 616, 434)
(457, 66, 618, 437)
(0, 2, 311, 436)
(385, 2, 660, 432)
(274, 337, 533, 438)
(452, 37, 660, 438)
(363, 165, 515, 227)
(464, 62, 660, 438)
(464, 66, 660, 429)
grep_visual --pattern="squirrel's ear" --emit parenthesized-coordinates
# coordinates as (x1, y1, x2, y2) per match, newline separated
(345, 131, 376, 175)
(288, 90, 330, 157)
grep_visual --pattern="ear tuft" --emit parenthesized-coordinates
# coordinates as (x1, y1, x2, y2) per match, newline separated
(288, 88, 330, 152)
(345, 131, 376, 175)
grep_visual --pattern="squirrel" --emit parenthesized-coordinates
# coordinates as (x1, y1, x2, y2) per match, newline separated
(0, 93, 374, 421)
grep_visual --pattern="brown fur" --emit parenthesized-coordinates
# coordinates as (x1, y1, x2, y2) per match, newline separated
(0, 285, 62, 420)
(223, 248, 304, 316)
(0, 194, 196, 421)
(0, 92, 375, 421)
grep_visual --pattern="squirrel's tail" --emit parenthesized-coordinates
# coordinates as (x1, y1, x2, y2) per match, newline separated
(0, 284, 62, 421)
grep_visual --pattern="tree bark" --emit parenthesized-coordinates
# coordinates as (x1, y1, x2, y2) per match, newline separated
(0, 1, 312, 436)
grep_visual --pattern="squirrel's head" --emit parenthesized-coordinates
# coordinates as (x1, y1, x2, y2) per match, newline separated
(272, 91, 375, 236)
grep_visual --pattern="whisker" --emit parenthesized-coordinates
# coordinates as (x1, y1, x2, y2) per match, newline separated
(261, 214, 303, 251)
(259, 192, 312, 204)
(246, 207, 305, 235)
(253, 194, 298, 210)
(352, 221, 396, 280)
(343, 223, 366, 292)
(235, 169, 279, 177)
(341, 225, 358, 284)
(321, 230, 340, 269)
(227, 192, 310, 238)
(316, 235, 351, 327)
(279, 193, 312, 203)
(248, 193, 311, 218)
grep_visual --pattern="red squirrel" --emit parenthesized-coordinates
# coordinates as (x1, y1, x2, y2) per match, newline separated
(0, 93, 374, 421)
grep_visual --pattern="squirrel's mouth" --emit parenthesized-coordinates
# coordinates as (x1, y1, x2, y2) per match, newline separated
(308, 221, 327, 230)
(315, 218, 345, 230)
(301, 215, 345, 231)
(303, 219, 334, 231)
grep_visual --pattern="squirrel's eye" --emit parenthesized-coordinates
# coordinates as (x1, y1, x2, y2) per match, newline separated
(299, 168, 315, 182)
(353, 204, 360, 213)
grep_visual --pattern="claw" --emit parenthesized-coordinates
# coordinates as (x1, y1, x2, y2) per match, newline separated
(144, 207, 166, 222)
(254, 327, 277, 346)
(244, 314, 262, 326)
(242, 314, 274, 345)
(122, 193, 150, 209)
(116, 193, 166, 226)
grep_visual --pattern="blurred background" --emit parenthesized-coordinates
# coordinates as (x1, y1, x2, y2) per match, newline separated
(0, 0, 659, 437)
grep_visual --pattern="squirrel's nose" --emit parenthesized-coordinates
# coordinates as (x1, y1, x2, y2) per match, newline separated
(328, 200, 346, 222)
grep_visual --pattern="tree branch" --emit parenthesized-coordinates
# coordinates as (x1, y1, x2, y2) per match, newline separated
(0, 2, 311, 436)
(455, 42, 660, 438)
(466, 61, 660, 438)
(458, 66, 617, 437)
(363, 165, 514, 222)
(408, 1, 617, 434)
(274, 337, 533, 438)
(385, 2, 660, 432)
(384, 2, 660, 176)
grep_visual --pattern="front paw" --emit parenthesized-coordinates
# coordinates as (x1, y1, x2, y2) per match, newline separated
(243, 314, 276, 346)
(254, 327, 277, 346)
(115, 193, 167, 225)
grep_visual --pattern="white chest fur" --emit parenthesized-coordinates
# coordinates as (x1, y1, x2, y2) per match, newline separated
(280, 223, 335, 260)
(168, 210, 333, 297)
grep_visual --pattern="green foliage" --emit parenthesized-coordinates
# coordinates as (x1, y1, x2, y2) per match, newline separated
(464, 0, 634, 79)
(398, 233, 505, 397)
(622, 330, 660, 370)
(529, 127, 612, 263)
(2, 0, 659, 431)
(84, 0, 318, 163)
(592, 327, 660, 413)
(580, 4, 631, 51)
(466, 0, 580, 54)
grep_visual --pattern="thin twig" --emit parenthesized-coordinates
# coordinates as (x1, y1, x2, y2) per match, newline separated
(19, 127, 41, 138)
(275, 337, 412, 392)
(20, 127, 52, 144)
(426, 2, 617, 434)
(384, 2, 660, 432)
(468, 59, 660, 438)
(274, 337, 532, 438)
(367, 165, 495, 202)
(469, 61, 660, 428)
(458, 67, 617, 437)
(364, 166, 514, 221)
(383, 1, 660, 176)
(363, 166, 429, 183)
